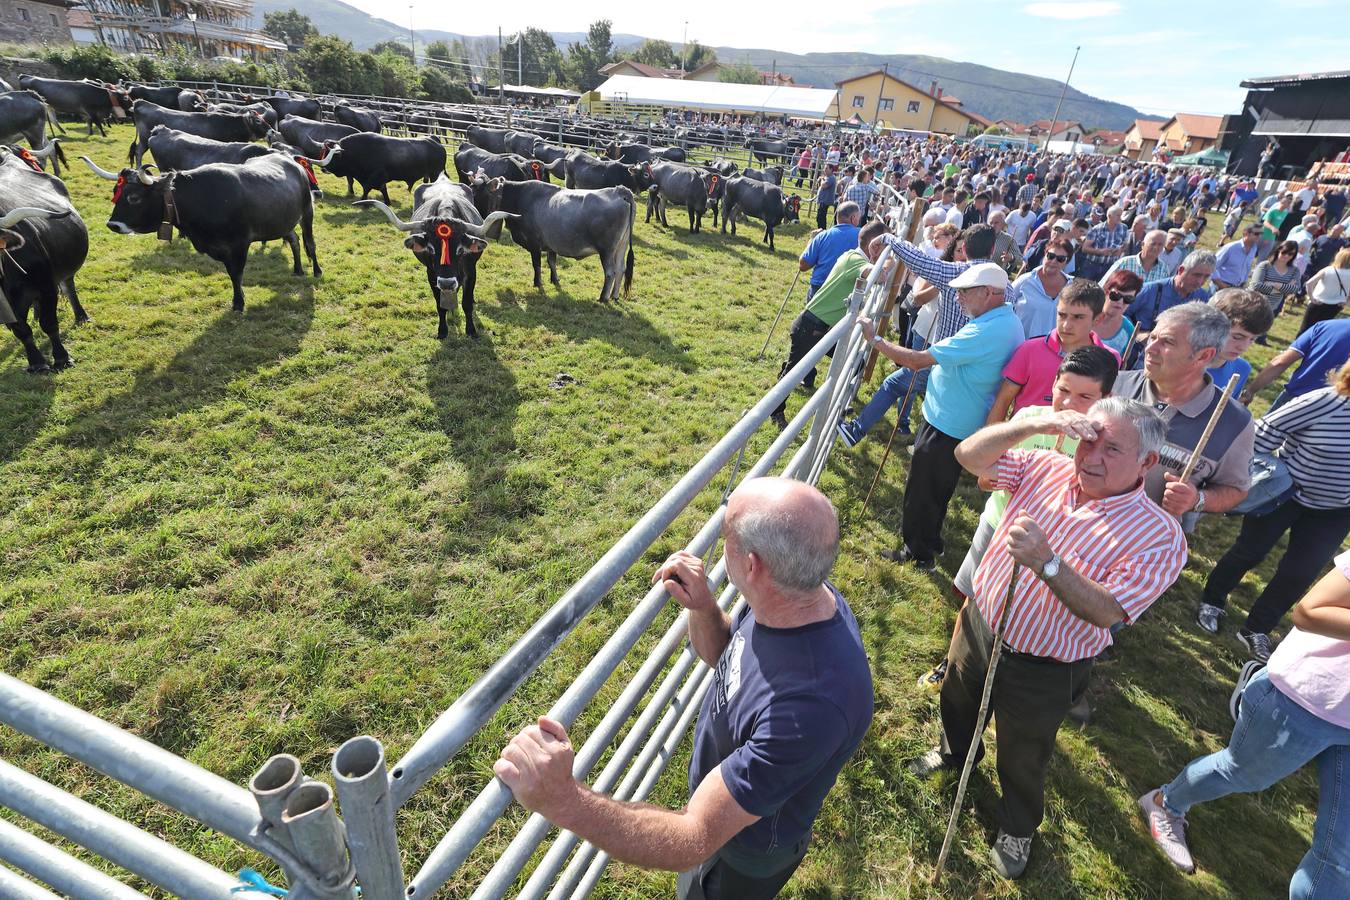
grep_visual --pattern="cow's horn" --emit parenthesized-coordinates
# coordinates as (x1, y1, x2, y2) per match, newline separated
(137, 165, 157, 185)
(31, 140, 58, 159)
(306, 146, 339, 167)
(354, 199, 419, 232)
(80, 155, 120, 180)
(0, 206, 69, 228)
(472, 210, 518, 239)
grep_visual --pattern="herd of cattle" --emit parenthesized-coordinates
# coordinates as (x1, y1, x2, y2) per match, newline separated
(0, 75, 806, 372)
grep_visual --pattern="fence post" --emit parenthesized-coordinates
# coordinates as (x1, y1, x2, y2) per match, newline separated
(281, 783, 354, 900)
(333, 737, 404, 900)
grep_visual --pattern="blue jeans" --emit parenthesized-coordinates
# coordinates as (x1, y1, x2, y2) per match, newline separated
(1162, 670, 1350, 899)
(849, 364, 928, 436)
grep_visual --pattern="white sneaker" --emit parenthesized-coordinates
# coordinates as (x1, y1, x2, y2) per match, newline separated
(1138, 789, 1195, 873)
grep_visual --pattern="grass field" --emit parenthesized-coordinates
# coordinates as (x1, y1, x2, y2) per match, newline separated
(0, 129, 1325, 900)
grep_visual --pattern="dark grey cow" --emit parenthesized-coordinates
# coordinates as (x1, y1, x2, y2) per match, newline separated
(453, 144, 561, 183)
(469, 173, 635, 303)
(144, 125, 276, 171)
(315, 132, 445, 203)
(278, 115, 357, 155)
(529, 140, 569, 165)
(127, 84, 184, 107)
(177, 89, 208, 112)
(356, 176, 515, 339)
(503, 130, 543, 158)
(564, 151, 653, 193)
(0, 91, 62, 173)
(1, 145, 89, 372)
(644, 161, 715, 232)
(210, 101, 278, 127)
(745, 138, 790, 165)
(465, 124, 510, 154)
(720, 176, 801, 250)
(604, 142, 686, 164)
(741, 165, 785, 186)
(82, 153, 321, 311)
(18, 76, 130, 136)
(129, 100, 270, 166)
(334, 102, 381, 133)
(265, 95, 322, 121)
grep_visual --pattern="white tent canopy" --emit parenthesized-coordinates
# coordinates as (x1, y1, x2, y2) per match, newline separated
(594, 75, 838, 119)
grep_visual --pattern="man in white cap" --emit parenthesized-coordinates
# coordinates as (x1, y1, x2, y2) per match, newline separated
(856, 262, 1025, 570)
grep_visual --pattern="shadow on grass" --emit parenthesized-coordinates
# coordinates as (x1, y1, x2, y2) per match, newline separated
(55, 279, 316, 450)
(0, 362, 57, 466)
(423, 331, 537, 547)
(488, 285, 697, 372)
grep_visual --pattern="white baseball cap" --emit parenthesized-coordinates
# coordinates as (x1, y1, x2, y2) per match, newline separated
(949, 262, 1009, 290)
(1052, 218, 1074, 231)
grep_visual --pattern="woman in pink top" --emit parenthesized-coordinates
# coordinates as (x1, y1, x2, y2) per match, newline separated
(1138, 550, 1350, 896)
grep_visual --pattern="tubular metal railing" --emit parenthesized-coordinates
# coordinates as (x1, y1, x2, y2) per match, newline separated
(2, 95, 920, 895)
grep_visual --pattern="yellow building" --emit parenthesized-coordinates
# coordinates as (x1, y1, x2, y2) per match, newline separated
(830, 70, 978, 135)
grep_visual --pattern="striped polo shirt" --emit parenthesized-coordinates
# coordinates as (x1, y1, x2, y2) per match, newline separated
(972, 450, 1187, 662)
(1255, 387, 1350, 510)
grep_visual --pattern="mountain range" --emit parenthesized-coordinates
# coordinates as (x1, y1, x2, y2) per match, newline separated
(251, 0, 1150, 130)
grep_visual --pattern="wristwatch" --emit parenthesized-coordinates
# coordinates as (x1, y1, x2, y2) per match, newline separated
(870, 334, 883, 346)
(1039, 553, 1061, 580)
(1193, 489, 1207, 513)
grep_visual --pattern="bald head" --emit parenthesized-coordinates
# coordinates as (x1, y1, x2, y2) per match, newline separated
(726, 477, 839, 597)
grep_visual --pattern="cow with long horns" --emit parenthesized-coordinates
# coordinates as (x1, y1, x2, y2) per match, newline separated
(0, 146, 89, 373)
(81, 154, 321, 312)
(469, 170, 636, 303)
(357, 175, 515, 339)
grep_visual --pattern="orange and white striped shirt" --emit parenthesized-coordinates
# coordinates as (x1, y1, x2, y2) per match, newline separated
(971, 449, 1188, 662)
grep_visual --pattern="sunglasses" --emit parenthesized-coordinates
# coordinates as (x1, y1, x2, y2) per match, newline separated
(1108, 289, 1137, 301)
(1046, 253, 1070, 262)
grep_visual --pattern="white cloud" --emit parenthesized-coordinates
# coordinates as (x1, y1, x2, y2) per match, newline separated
(1024, 2, 1121, 19)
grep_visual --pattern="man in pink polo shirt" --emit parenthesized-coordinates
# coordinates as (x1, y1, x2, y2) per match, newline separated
(1140, 550, 1350, 897)
(985, 279, 1118, 425)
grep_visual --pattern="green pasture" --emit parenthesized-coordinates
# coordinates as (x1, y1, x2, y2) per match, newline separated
(0, 129, 1320, 898)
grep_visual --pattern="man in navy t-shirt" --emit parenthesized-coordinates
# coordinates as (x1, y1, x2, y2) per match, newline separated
(494, 478, 874, 899)
(799, 202, 862, 300)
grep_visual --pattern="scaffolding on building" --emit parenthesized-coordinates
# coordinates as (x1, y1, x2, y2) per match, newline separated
(80, 0, 285, 59)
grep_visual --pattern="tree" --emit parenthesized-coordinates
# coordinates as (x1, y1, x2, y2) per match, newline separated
(719, 61, 759, 84)
(296, 35, 366, 94)
(630, 38, 675, 69)
(683, 41, 715, 71)
(496, 28, 564, 87)
(424, 39, 473, 81)
(370, 40, 412, 61)
(262, 9, 318, 49)
(564, 19, 613, 91)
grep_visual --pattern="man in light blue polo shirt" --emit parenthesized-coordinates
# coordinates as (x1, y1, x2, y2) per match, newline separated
(798, 201, 861, 301)
(858, 263, 1025, 570)
(1212, 224, 1262, 290)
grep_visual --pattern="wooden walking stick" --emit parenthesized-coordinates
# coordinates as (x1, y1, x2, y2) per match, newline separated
(859, 361, 923, 517)
(932, 562, 1023, 884)
(1179, 372, 1240, 483)
(754, 268, 802, 361)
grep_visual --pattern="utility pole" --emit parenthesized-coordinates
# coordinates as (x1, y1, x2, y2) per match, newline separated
(407, 5, 415, 64)
(1047, 45, 1080, 153)
(681, 21, 688, 73)
(517, 32, 523, 86)
(873, 62, 888, 129)
(497, 27, 504, 103)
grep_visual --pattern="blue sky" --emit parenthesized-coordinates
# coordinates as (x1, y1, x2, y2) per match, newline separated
(343, 0, 1347, 118)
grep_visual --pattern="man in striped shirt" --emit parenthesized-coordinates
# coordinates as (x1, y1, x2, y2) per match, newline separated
(910, 397, 1187, 878)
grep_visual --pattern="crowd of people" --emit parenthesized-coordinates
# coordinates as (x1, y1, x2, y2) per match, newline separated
(491, 135, 1350, 899)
